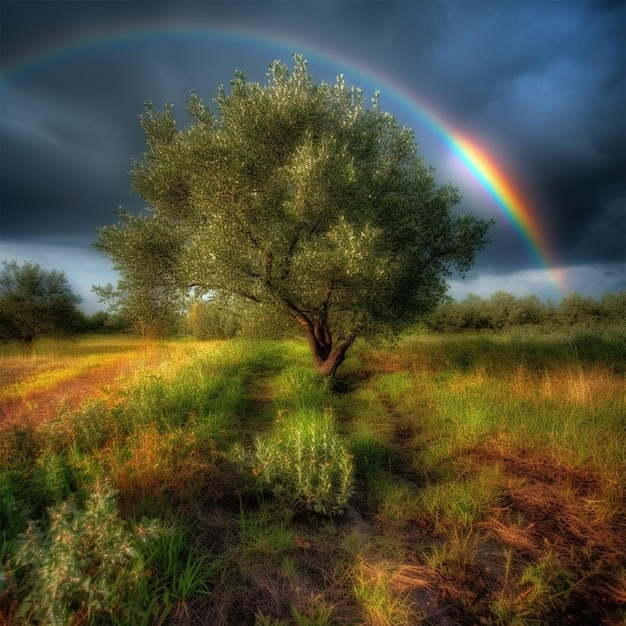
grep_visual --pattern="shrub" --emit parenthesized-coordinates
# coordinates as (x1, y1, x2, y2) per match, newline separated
(245, 409, 354, 515)
(0, 427, 39, 471)
(6, 482, 161, 625)
(0, 477, 27, 564)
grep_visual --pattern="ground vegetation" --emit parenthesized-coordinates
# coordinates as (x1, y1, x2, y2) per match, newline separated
(1, 329, 624, 625)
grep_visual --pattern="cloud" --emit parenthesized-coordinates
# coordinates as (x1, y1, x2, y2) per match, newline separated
(448, 262, 626, 303)
(0, 1, 623, 306)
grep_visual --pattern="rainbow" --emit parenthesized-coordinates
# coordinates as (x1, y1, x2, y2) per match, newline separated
(1, 26, 566, 292)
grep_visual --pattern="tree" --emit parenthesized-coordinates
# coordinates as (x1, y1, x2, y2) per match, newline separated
(0, 260, 83, 343)
(558, 291, 600, 327)
(95, 56, 492, 375)
(92, 213, 188, 337)
(598, 291, 626, 326)
(187, 297, 240, 340)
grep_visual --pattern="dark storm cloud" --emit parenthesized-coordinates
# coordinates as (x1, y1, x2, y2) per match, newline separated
(409, 1, 625, 274)
(253, 1, 625, 276)
(1, 0, 624, 305)
(1, 53, 153, 239)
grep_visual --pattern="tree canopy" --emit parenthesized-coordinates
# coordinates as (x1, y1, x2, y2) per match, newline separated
(0, 260, 83, 343)
(95, 55, 492, 375)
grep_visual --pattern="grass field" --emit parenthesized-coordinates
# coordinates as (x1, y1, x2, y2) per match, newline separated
(1, 330, 624, 625)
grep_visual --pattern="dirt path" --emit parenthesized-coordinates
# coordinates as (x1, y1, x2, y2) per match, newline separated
(0, 352, 160, 430)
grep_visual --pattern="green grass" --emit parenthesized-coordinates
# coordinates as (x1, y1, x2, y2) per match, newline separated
(1, 330, 625, 624)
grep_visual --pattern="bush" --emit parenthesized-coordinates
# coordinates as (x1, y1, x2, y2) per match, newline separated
(2, 479, 220, 625)
(5, 482, 161, 625)
(243, 409, 354, 515)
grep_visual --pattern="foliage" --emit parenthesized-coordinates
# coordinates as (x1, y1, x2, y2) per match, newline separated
(81, 310, 130, 334)
(187, 294, 299, 340)
(94, 55, 492, 374)
(187, 296, 240, 339)
(0, 260, 84, 343)
(239, 408, 355, 515)
(6, 482, 161, 625)
(4, 481, 217, 626)
(0, 475, 29, 564)
(92, 271, 186, 338)
(426, 289, 626, 332)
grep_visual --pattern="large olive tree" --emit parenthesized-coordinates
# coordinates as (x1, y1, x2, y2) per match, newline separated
(95, 56, 492, 376)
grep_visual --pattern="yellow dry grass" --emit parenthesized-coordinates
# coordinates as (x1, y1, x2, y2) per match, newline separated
(0, 336, 221, 428)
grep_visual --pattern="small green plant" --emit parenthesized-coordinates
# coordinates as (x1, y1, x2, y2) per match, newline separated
(351, 556, 417, 626)
(247, 409, 354, 515)
(5, 478, 219, 624)
(138, 522, 220, 617)
(2, 483, 220, 625)
(70, 400, 118, 453)
(0, 426, 39, 470)
(349, 436, 395, 491)
(420, 528, 480, 578)
(0, 485, 26, 563)
(254, 611, 289, 626)
(377, 479, 421, 526)
(30, 450, 83, 510)
(290, 598, 336, 626)
(273, 366, 329, 411)
(238, 508, 296, 554)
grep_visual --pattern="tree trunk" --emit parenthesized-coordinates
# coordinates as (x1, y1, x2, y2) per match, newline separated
(297, 316, 357, 377)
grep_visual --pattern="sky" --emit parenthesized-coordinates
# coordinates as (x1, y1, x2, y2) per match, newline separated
(1, 1, 624, 314)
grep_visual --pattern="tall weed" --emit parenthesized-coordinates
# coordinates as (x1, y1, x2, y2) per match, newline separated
(242, 409, 354, 515)
(4, 481, 218, 626)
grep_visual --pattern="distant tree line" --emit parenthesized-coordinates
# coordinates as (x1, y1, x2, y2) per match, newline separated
(424, 290, 626, 333)
(2, 260, 623, 344)
(188, 290, 626, 339)
(0, 260, 126, 344)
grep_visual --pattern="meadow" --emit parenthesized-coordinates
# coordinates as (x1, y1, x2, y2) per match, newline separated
(0, 329, 624, 625)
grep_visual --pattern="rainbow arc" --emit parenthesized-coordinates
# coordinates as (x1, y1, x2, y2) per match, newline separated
(1, 26, 566, 292)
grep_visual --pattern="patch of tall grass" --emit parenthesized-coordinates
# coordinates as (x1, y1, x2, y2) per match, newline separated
(0, 334, 146, 359)
(1, 352, 120, 404)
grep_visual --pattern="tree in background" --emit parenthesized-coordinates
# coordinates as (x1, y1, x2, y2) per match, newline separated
(425, 290, 626, 332)
(188, 294, 301, 341)
(598, 291, 626, 326)
(0, 260, 84, 343)
(82, 310, 131, 334)
(95, 56, 492, 375)
(187, 296, 240, 340)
